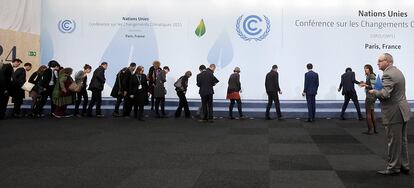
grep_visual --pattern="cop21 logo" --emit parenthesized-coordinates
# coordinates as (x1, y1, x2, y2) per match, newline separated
(236, 15, 270, 41)
(58, 19, 76, 33)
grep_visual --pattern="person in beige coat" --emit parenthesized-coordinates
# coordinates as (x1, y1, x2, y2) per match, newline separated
(369, 53, 411, 175)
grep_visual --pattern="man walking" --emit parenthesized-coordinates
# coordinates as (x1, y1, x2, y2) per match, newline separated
(338, 67, 363, 120)
(302, 63, 319, 122)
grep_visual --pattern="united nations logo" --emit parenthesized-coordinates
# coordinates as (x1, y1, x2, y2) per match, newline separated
(58, 19, 76, 33)
(236, 15, 270, 41)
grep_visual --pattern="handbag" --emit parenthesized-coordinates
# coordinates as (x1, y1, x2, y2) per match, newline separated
(68, 82, 82, 92)
(21, 81, 35, 92)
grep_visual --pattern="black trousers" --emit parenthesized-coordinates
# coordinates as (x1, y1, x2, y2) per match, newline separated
(265, 91, 282, 118)
(113, 95, 123, 114)
(132, 95, 145, 119)
(12, 97, 23, 115)
(229, 99, 243, 117)
(39, 86, 55, 115)
(340, 91, 362, 118)
(306, 95, 316, 120)
(155, 97, 166, 116)
(74, 88, 88, 115)
(0, 92, 9, 120)
(175, 91, 190, 117)
(87, 90, 102, 115)
(123, 96, 134, 116)
(201, 94, 213, 120)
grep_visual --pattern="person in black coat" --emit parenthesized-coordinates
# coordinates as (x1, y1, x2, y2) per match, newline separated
(128, 66, 148, 121)
(147, 61, 161, 111)
(338, 67, 363, 120)
(28, 65, 47, 117)
(38, 60, 60, 116)
(0, 59, 19, 120)
(265, 65, 283, 120)
(302, 63, 319, 122)
(87, 62, 108, 117)
(110, 62, 136, 117)
(74, 64, 92, 117)
(227, 67, 243, 119)
(175, 71, 192, 118)
(11, 62, 32, 117)
(196, 64, 219, 122)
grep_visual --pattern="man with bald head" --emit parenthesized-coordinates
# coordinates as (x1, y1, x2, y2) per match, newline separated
(369, 53, 411, 175)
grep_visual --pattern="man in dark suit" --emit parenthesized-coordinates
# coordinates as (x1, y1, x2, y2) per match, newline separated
(11, 62, 32, 117)
(338, 67, 363, 120)
(369, 53, 411, 175)
(265, 65, 283, 120)
(197, 64, 219, 122)
(39, 60, 60, 116)
(110, 63, 136, 117)
(87, 62, 108, 117)
(302, 63, 319, 122)
(0, 59, 19, 120)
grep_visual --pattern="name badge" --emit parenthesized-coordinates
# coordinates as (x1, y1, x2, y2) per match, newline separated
(138, 85, 142, 89)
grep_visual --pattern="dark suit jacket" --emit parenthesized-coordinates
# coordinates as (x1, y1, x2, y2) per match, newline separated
(128, 73, 148, 96)
(0, 63, 13, 93)
(265, 71, 280, 92)
(11, 67, 26, 99)
(304, 70, 319, 95)
(197, 69, 219, 96)
(110, 67, 128, 98)
(339, 71, 359, 95)
(40, 68, 57, 90)
(88, 66, 106, 91)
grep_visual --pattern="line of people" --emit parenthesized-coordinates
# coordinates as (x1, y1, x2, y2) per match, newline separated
(0, 58, 394, 127)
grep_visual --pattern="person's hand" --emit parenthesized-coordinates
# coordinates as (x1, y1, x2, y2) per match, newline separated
(337, 88, 341, 92)
(368, 89, 375, 94)
(123, 91, 127, 96)
(279, 91, 282, 95)
(302, 92, 306, 96)
(359, 83, 367, 88)
(62, 88, 67, 93)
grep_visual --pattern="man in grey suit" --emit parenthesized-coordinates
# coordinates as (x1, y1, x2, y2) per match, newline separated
(369, 53, 411, 175)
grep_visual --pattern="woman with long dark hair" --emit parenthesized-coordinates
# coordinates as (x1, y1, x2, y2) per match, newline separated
(28, 65, 47, 117)
(360, 64, 378, 134)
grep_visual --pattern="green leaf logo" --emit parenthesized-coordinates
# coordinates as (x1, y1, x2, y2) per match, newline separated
(195, 19, 206, 37)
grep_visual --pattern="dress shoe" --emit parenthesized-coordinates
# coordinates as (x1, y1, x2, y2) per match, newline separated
(400, 168, 410, 175)
(377, 170, 399, 176)
(265, 117, 272, 120)
(96, 114, 105, 118)
(340, 116, 345, 120)
(362, 131, 373, 135)
(277, 117, 284, 120)
(304, 119, 313, 123)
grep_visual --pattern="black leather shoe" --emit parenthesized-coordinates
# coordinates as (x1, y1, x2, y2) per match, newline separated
(401, 168, 410, 175)
(265, 117, 272, 120)
(362, 131, 373, 135)
(340, 116, 345, 120)
(304, 119, 313, 123)
(377, 170, 399, 176)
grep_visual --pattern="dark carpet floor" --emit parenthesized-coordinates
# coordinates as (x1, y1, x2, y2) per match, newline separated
(0, 117, 413, 188)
